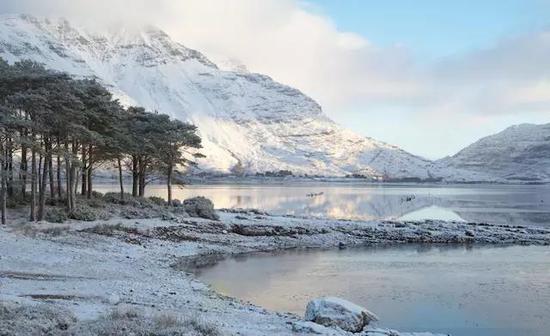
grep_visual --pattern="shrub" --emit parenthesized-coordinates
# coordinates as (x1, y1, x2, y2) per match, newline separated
(45, 208, 68, 223)
(103, 192, 127, 205)
(154, 312, 180, 328)
(86, 197, 106, 208)
(69, 206, 99, 221)
(171, 199, 182, 207)
(183, 197, 219, 220)
(148, 196, 166, 206)
(0, 302, 77, 335)
(120, 208, 154, 219)
(41, 226, 69, 236)
(86, 223, 139, 236)
(90, 191, 104, 199)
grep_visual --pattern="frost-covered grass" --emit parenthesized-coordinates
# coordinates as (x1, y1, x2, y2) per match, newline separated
(1, 208, 548, 336)
(0, 302, 220, 336)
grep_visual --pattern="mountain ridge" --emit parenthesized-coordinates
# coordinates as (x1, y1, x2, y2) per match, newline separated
(4, 14, 546, 183)
(0, 14, 447, 179)
(438, 123, 550, 182)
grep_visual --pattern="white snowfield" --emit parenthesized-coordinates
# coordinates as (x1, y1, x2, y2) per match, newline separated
(0, 14, 449, 180)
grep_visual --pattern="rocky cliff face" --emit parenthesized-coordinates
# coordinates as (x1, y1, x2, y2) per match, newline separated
(0, 14, 440, 179)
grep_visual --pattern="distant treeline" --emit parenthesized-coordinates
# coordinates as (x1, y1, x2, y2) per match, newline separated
(0, 59, 203, 224)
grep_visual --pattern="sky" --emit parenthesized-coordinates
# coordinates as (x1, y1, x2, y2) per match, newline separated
(306, 0, 550, 59)
(1, 0, 550, 159)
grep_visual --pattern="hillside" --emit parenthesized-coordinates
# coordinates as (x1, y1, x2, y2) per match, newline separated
(0, 14, 439, 179)
(438, 123, 550, 182)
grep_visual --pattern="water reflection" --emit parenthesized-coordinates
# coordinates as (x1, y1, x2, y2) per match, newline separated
(195, 245, 550, 336)
(94, 183, 550, 226)
(400, 205, 466, 222)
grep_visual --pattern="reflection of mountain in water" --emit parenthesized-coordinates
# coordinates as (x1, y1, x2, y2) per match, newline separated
(454, 210, 550, 226)
(434, 197, 550, 226)
(399, 206, 465, 222)
(258, 192, 436, 221)
(96, 184, 550, 227)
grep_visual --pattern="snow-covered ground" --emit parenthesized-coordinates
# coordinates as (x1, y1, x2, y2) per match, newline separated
(1, 207, 549, 335)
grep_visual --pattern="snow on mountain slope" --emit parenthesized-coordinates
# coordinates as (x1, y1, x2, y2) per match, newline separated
(0, 14, 439, 178)
(438, 123, 550, 182)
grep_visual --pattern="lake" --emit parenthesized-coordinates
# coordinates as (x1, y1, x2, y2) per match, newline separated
(93, 181, 550, 335)
(194, 244, 550, 336)
(95, 182, 550, 227)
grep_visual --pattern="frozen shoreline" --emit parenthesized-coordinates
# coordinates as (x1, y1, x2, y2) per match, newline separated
(1, 209, 549, 335)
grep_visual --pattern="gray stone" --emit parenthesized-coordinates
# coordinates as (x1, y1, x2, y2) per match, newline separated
(305, 297, 378, 332)
(183, 197, 219, 220)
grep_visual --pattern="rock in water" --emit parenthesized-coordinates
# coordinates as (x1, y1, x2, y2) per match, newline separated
(305, 297, 378, 332)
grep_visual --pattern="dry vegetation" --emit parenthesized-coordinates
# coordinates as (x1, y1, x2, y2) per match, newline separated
(0, 302, 221, 336)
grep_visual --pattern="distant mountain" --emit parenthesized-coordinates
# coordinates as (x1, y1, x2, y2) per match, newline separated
(0, 14, 441, 180)
(438, 123, 550, 182)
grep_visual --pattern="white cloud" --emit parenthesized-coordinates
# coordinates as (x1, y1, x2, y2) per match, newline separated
(0, 0, 548, 159)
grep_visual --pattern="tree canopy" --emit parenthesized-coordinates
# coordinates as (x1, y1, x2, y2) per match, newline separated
(0, 59, 203, 224)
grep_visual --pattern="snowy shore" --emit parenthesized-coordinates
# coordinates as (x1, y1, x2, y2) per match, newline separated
(1, 208, 549, 335)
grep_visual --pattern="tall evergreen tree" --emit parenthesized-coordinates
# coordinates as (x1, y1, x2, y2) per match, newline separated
(0, 57, 204, 222)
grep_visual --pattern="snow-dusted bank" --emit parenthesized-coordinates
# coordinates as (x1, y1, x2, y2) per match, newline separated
(1, 203, 549, 335)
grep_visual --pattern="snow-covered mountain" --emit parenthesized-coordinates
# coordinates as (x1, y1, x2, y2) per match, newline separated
(438, 123, 550, 182)
(0, 14, 443, 179)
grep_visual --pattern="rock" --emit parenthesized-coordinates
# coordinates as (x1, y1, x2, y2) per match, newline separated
(305, 297, 378, 332)
(183, 197, 219, 220)
(231, 224, 313, 236)
(107, 293, 120, 305)
(292, 321, 334, 334)
(465, 230, 475, 237)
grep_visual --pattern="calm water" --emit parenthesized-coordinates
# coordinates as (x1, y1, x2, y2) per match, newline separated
(195, 245, 550, 336)
(93, 182, 550, 334)
(95, 182, 550, 226)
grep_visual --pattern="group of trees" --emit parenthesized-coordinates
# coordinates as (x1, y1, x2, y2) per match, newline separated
(0, 59, 202, 224)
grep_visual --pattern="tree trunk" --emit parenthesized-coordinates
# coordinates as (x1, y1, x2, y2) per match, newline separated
(57, 138, 62, 200)
(132, 156, 138, 197)
(70, 141, 78, 210)
(167, 164, 172, 205)
(20, 144, 27, 200)
(38, 143, 48, 221)
(139, 172, 145, 197)
(48, 152, 55, 201)
(87, 145, 92, 199)
(138, 157, 146, 197)
(64, 140, 72, 212)
(117, 157, 124, 202)
(1, 164, 6, 225)
(38, 154, 43, 193)
(81, 146, 87, 196)
(73, 167, 80, 204)
(7, 138, 13, 198)
(30, 144, 37, 221)
(1, 140, 7, 225)
(57, 154, 62, 200)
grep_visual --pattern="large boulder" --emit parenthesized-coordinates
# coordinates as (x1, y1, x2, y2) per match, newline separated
(305, 297, 378, 333)
(183, 197, 219, 220)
